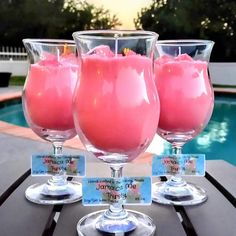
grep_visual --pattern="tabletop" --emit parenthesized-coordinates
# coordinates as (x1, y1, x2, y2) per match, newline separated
(0, 133, 235, 236)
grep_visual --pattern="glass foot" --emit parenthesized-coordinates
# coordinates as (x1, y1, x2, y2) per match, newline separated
(25, 181, 82, 205)
(152, 181, 207, 206)
(77, 209, 156, 235)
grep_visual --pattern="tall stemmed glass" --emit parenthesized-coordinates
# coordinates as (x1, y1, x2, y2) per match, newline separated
(153, 40, 214, 205)
(22, 39, 82, 204)
(73, 30, 159, 235)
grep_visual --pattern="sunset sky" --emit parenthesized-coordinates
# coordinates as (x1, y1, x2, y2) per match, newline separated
(87, 0, 153, 29)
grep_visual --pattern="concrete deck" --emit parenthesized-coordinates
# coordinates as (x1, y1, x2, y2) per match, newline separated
(0, 85, 23, 101)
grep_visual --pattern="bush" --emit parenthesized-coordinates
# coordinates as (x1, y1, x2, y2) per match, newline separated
(9, 76, 26, 86)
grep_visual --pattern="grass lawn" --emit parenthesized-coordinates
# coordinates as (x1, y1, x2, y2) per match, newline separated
(9, 76, 26, 86)
(213, 84, 236, 88)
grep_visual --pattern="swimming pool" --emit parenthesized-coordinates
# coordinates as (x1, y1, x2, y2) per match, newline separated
(0, 98, 28, 127)
(0, 95, 236, 166)
(184, 94, 236, 166)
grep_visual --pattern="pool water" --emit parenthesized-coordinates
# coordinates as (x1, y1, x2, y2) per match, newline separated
(184, 94, 236, 166)
(0, 95, 236, 166)
(0, 99, 28, 127)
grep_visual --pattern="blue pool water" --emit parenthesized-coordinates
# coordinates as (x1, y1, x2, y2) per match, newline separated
(0, 95, 236, 166)
(0, 99, 28, 127)
(184, 94, 236, 166)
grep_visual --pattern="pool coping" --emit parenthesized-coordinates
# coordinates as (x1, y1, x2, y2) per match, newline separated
(213, 87, 236, 94)
(0, 86, 235, 163)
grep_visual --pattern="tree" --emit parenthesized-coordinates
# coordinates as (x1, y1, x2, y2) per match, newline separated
(135, 0, 236, 62)
(0, 0, 121, 46)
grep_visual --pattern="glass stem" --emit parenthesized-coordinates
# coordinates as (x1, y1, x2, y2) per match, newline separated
(105, 165, 127, 219)
(172, 145, 182, 155)
(167, 145, 186, 186)
(48, 141, 67, 187)
(53, 141, 63, 156)
(111, 165, 123, 178)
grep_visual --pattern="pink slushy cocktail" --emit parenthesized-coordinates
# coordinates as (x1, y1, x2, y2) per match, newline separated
(155, 54, 214, 140)
(23, 52, 78, 136)
(73, 51, 160, 159)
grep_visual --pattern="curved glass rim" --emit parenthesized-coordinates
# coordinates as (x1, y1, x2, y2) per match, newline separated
(156, 39, 214, 46)
(72, 30, 159, 40)
(22, 38, 75, 46)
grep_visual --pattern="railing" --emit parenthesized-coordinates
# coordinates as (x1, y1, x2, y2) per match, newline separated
(0, 46, 27, 61)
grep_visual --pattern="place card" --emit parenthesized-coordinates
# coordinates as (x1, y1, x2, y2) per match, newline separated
(82, 176, 151, 206)
(31, 154, 85, 176)
(152, 154, 205, 176)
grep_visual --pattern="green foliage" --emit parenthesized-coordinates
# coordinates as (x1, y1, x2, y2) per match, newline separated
(0, 0, 121, 47)
(9, 76, 26, 86)
(135, 0, 236, 62)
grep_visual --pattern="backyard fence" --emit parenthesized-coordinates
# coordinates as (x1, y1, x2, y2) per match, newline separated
(0, 46, 28, 76)
(0, 46, 27, 61)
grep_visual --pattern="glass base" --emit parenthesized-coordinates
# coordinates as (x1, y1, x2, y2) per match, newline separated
(25, 181, 82, 205)
(77, 209, 156, 235)
(152, 181, 207, 206)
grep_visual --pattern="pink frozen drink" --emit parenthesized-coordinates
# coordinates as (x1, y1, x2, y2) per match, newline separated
(73, 48, 160, 159)
(155, 54, 214, 142)
(23, 51, 78, 139)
